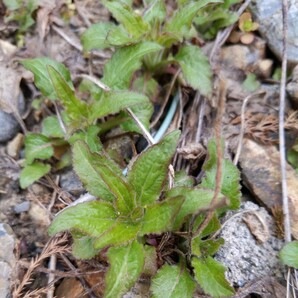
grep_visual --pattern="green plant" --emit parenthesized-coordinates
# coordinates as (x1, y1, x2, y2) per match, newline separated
(49, 134, 240, 297)
(280, 241, 298, 269)
(3, 0, 38, 34)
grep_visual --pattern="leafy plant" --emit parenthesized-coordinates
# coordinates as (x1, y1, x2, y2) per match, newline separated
(3, 0, 38, 34)
(49, 134, 240, 297)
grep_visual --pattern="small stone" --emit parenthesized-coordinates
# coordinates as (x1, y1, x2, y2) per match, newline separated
(6, 133, 24, 159)
(0, 223, 16, 298)
(29, 203, 50, 226)
(14, 201, 31, 214)
(60, 170, 83, 195)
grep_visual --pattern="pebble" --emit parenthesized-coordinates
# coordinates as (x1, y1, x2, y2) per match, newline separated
(60, 170, 84, 196)
(14, 201, 31, 214)
(0, 92, 25, 143)
(0, 223, 16, 298)
(215, 202, 284, 287)
(249, 0, 298, 66)
(6, 133, 24, 159)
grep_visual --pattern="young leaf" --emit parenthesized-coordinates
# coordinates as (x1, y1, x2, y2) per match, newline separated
(192, 256, 235, 297)
(143, 0, 166, 25)
(21, 57, 73, 99)
(151, 264, 196, 298)
(42, 116, 64, 138)
(192, 237, 224, 257)
(165, 0, 223, 38)
(25, 133, 54, 164)
(72, 141, 134, 210)
(102, 42, 162, 89)
(166, 187, 217, 229)
(175, 45, 212, 96)
(105, 240, 145, 298)
(201, 139, 241, 210)
(127, 130, 180, 206)
(140, 197, 184, 235)
(20, 162, 51, 189)
(81, 22, 116, 51)
(102, 0, 149, 38)
(48, 201, 117, 237)
(71, 233, 100, 259)
(93, 220, 140, 250)
(280, 241, 298, 269)
(89, 90, 149, 123)
(106, 26, 138, 47)
(174, 171, 195, 188)
(47, 66, 89, 123)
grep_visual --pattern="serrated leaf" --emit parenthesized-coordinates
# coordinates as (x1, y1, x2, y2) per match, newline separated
(192, 256, 234, 297)
(73, 141, 135, 212)
(151, 264, 196, 298)
(102, 42, 162, 89)
(42, 116, 64, 138)
(20, 162, 51, 189)
(89, 90, 149, 123)
(193, 213, 221, 238)
(140, 197, 184, 235)
(166, 187, 218, 229)
(81, 22, 116, 51)
(85, 125, 103, 153)
(72, 233, 99, 259)
(25, 133, 54, 164)
(102, 0, 148, 38)
(165, 0, 222, 37)
(93, 220, 140, 249)
(21, 57, 73, 99)
(280, 241, 298, 268)
(127, 130, 180, 206)
(105, 240, 145, 298)
(175, 45, 212, 96)
(192, 237, 224, 257)
(106, 25, 138, 46)
(48, 201, 117, 237)
(143, 0, 166, 25)
(47, 66, 89, 124)
(201, 139, 241, 210)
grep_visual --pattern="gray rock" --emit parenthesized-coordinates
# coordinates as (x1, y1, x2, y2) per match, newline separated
(249, 0, 298, 66)
(0, 92, 25, 143)
(0, 223, 16, 298)
(14, 201, 31, 214)
(215, 202, 284, 287)
(60, 170, 84, 196)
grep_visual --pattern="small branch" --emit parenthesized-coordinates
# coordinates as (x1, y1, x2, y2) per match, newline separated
(279, 0, 291, 243)
(77, 74, 111, 92)
(46, 255, 56, 298)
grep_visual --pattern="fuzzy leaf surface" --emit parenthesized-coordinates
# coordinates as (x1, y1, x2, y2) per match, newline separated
(89, 90, 149, 123)
(192, 256, 234, 297)
(25, 133, 54, 164)
(143, 0, 166, 25)
(22, 57, 73, 99)
(201, 139, 241, 210)
(71, 233, 99, 260)
(175, 45, 212, 96)
(42, 116, 65, 138)
(140, 197, 184, 235)
(20, 162, 51, 189)
(151, 264, 196, 298)
(280, 241, 298, 268)
(165, 0, 222, 37)
(73, 141, 134, 211)
(127, 130, 180, 206)
(166, 187, 217, 229)
(102, 42, 162, 89)
(102, 0, 148, 37)
(47, 66, 88, 123)
(48, 201, 117, 237)
(93, 220, 140, 249)
(105, 241, 145, 298)
(81, 22, 116, 51)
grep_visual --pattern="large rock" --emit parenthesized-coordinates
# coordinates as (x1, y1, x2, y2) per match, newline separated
(215, 202, 284, 287)
(0, 223, 16, 298)
(249, 0, 298, 66)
